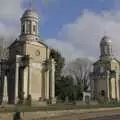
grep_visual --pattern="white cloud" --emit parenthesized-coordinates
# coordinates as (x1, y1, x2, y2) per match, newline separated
(45, 38, 84, 62)
(0, 0, 23, 21)
(46, 10, 120, 62)
(0, 0, 25, 46)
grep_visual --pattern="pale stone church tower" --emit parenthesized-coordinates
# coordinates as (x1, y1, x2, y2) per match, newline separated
(0, 8, 56, 104)
(20, 8, 39, 41)
(90, 36, 120, 103)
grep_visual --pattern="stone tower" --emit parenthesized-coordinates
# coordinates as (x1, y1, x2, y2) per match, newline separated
(90, 36, 120, 103)
(20, 8, 39, 41)
(0, 8, 56, 104)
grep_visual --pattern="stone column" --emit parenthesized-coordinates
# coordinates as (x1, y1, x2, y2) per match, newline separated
(106, 71, 110, 102)
(39, 68, 42, 98)
(45, 70, 49, 99)
(2, 75, 8, 104)
(27, 61, 32, 97)
(23, 66, 28, 99)
(50, 59, 56, 104)
(0, 69, 4, 104)
(116, 72, 120, 101)
(29, 63, 32, 96)
(28, 63, 30, 95)
(45, 47, 50, 99)
(26, 55, 33, 99)
(15, 55, 20, 104)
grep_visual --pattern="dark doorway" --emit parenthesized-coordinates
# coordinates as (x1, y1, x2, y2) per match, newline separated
(101, 90, 105, 96)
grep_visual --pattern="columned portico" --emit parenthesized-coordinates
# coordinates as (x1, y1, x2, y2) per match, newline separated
(91, 36, 120, 102)
(0, 7, 56, 105)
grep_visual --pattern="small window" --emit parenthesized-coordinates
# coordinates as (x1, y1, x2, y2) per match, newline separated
(33, 25, 36, 32)
(22, 24, 25, 33)
(104, 46, 108, 55)
(26, 21, 31, 34)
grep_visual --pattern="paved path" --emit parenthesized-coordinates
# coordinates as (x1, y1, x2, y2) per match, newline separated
(85, 114, 120, 120)
(45, 114, 120, 120)
(39, 110, 120, 120)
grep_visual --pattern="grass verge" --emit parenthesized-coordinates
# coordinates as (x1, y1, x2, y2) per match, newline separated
(0, 103, 120, 113)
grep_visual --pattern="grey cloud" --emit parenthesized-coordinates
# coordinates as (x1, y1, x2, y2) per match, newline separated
(0, 0, 24, 21)
(0, 0, 24, 45)
(46, 10, 120, 62)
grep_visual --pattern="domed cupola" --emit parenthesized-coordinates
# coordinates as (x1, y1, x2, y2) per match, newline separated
(100, 36, 112, 46)
(20, 8, 39, 41)
(22, 9, 39, 19)
(100, 36, 113, 60)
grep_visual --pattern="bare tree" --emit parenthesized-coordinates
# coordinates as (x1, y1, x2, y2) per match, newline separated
(62, 57, 93, 91)
(0, 36, 14, 59)
(0, 36, 4, 58)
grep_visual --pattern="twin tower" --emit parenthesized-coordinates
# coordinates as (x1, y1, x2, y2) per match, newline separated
(20, 8, 39, 41)
(0, 8, 56, 104)
(91, 36, 120, 102)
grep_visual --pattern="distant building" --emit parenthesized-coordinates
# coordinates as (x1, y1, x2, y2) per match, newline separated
(0, 8, 56, 104)
(90, 36, 120, 102)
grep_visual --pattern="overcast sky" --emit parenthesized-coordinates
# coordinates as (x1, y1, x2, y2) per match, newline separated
(1, 0, 120, 62)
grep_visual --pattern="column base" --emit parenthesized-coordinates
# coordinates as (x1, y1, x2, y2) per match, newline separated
(2, 96, 8, 104)
(50, 98, 56, 104)
(32, 100, 47, 106)
(14, 97, 19, 104)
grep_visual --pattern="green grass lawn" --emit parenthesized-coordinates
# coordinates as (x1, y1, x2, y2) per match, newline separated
(0, 103, 120, 113)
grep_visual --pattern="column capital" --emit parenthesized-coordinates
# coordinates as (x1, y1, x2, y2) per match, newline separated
(16, 55, 22, 63)
(51, 58, 56, 64)
(51, 59, 55, 70)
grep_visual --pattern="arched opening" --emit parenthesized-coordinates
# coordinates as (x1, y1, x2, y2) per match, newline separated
(26, 21, 31, 34)
(33, 25, 36, 33)
(22, 23, 25, 34)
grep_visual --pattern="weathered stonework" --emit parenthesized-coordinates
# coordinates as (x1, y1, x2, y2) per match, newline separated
(0, 8, 56, 105)
(90, 36, 120, 102)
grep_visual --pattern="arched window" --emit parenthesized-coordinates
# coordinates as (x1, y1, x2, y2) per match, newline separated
(104, 45, 108, 55)
(22, 23, 25, 33)
(26, 20, 31, 34)
(33, 25, 36, 33)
